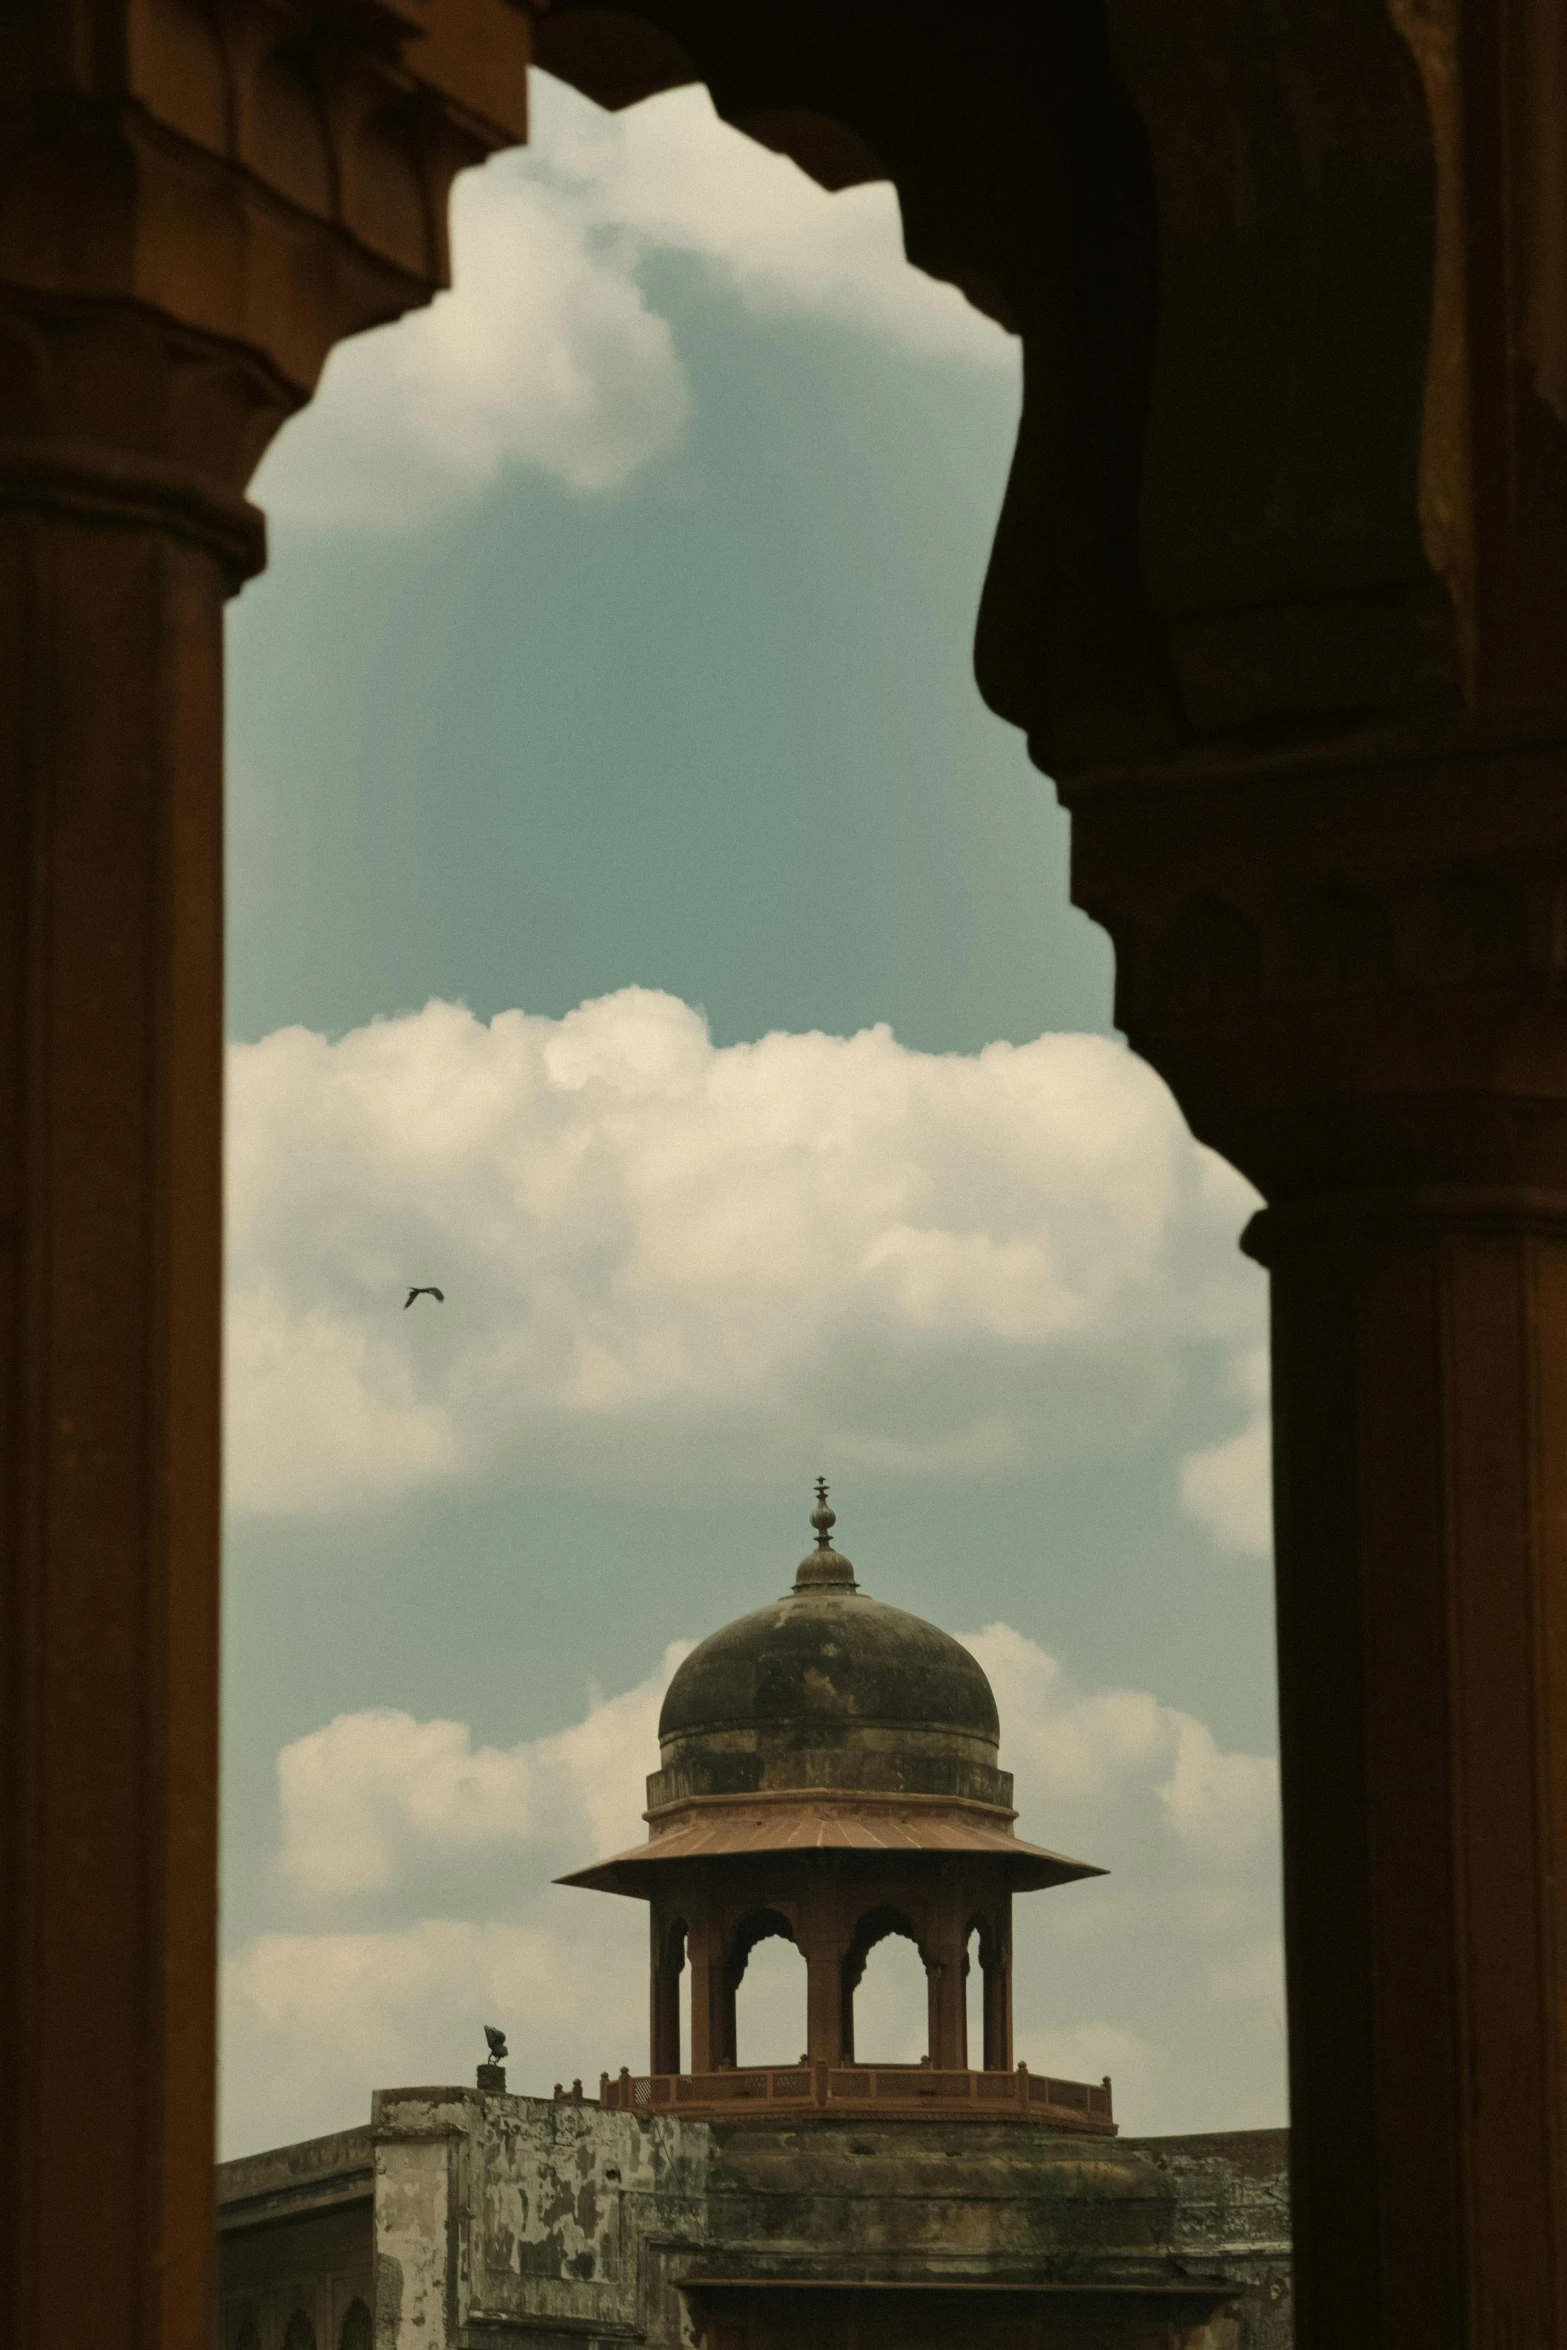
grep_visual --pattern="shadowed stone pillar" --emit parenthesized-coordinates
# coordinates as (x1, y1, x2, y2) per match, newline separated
(968, 1901, 1013, 2073)
(797, 1885, 850, 2066)
(0, 10, 526, 2348)
(982, 1934, 1012, 2074)
(1071, 723, 1567, 2350)
(0, 305, 264, 2350)
(1049, 1, 1567, 2330)
(683, 1891, 727, 2074)
(650, 1908, 684, 2073)
(924, 1887, 967, 2070)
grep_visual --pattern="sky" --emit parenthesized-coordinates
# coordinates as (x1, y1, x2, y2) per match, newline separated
(219, 72, 1282, 2160)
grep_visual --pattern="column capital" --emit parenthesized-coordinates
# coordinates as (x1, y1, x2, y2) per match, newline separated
(1067, 715, 1567, 1203)
(2, 0, 530, 503)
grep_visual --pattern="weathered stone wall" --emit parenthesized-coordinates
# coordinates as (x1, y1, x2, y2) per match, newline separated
(371, 2087, 713, 2348)
(219, 2095, 1292, 2349)
(1126, 2132, 1292, 2350)
(218, 2128, 375, 2350)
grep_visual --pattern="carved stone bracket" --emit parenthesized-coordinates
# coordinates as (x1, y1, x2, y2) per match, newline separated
(1066, 715, 1567, 1201)
(2, 0, 531, 493)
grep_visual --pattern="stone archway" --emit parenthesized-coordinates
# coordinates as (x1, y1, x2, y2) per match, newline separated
(8, 10, 1567, 2349)
(339, 2297, 372, 2350)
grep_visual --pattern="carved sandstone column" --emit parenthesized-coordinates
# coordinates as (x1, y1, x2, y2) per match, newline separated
(922, 1882, 967, 2070)
(0, 11, 526, 2348)
(1070, 718, 1567, 2349)
(981, 1938, 1012, 2075)
(971, 1897, 1013, 2074)
(684, 1891, 727, 2074)
(649, 1906, 684, 2072)
(1051, 3, 1567, 2337)
(797, 1879, 850, 2066)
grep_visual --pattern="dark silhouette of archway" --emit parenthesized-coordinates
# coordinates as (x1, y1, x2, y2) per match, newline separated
(339, 2298, 372, 2350)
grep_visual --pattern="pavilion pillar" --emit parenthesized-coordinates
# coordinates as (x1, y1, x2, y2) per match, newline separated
(685, 1902, 728, 2074)
(798, 1899, 849, 2068)
(981, 1951, 1012, 2074)
(925, 1950, 965, 2070)
(924, 1888, 967, 2070)
(0, 18, 527, 2350)
(649, 1907, 684, 2074)
(981, 1902, 1013, 2073)
(803, 1944, 846, 2065)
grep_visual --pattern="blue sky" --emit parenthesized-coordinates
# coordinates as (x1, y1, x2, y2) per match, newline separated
(220, 75, 1282, 2157)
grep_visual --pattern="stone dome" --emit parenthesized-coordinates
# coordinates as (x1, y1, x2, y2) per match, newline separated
(647, 1487, 1012, 1812)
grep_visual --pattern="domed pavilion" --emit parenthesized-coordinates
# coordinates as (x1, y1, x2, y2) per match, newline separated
(560, 1484, 1115, 2132)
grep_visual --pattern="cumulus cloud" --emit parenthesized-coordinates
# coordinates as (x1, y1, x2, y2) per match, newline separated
(251, 75, 1011, 530)
(225, 1917, 609, 2149)
(250, 165, 690, 527)
(1178, 1346, 1272, 1559)
(276, 1647, 687, 1902)
(224, 988, 1264, 1523)
(220, 1627, 1283, 2156)
(538, 77, 1010, 362)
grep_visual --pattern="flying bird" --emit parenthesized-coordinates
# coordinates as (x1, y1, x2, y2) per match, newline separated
(403, 1286, 445, 1309)
(484, 2025, 509, 2063)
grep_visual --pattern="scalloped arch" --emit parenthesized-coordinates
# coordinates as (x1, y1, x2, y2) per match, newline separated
(523, 0, 1447, 778)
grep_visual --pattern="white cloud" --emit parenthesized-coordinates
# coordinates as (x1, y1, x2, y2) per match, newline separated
(541, 78, 1010, 363)
(963, 1626, 1284, 2135)
(966, 1625, 1278, 1874)
(250, 152, 690, 528)
(224, 1916, 614, 2146)
(221, 1628, 1284, 2156)
(1157, 1712, 1279, 1861)
(1178, 1345, 1272, 1559)
(224, 988, 1265, 1519)
(276, 1646, 687, 1900)
(251, 75, 1011, 531)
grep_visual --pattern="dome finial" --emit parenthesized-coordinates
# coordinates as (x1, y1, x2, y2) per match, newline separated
(795, 1477, 856, 1591)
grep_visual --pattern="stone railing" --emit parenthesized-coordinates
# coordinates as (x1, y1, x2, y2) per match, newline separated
(592, 2062, 1115, 2132)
